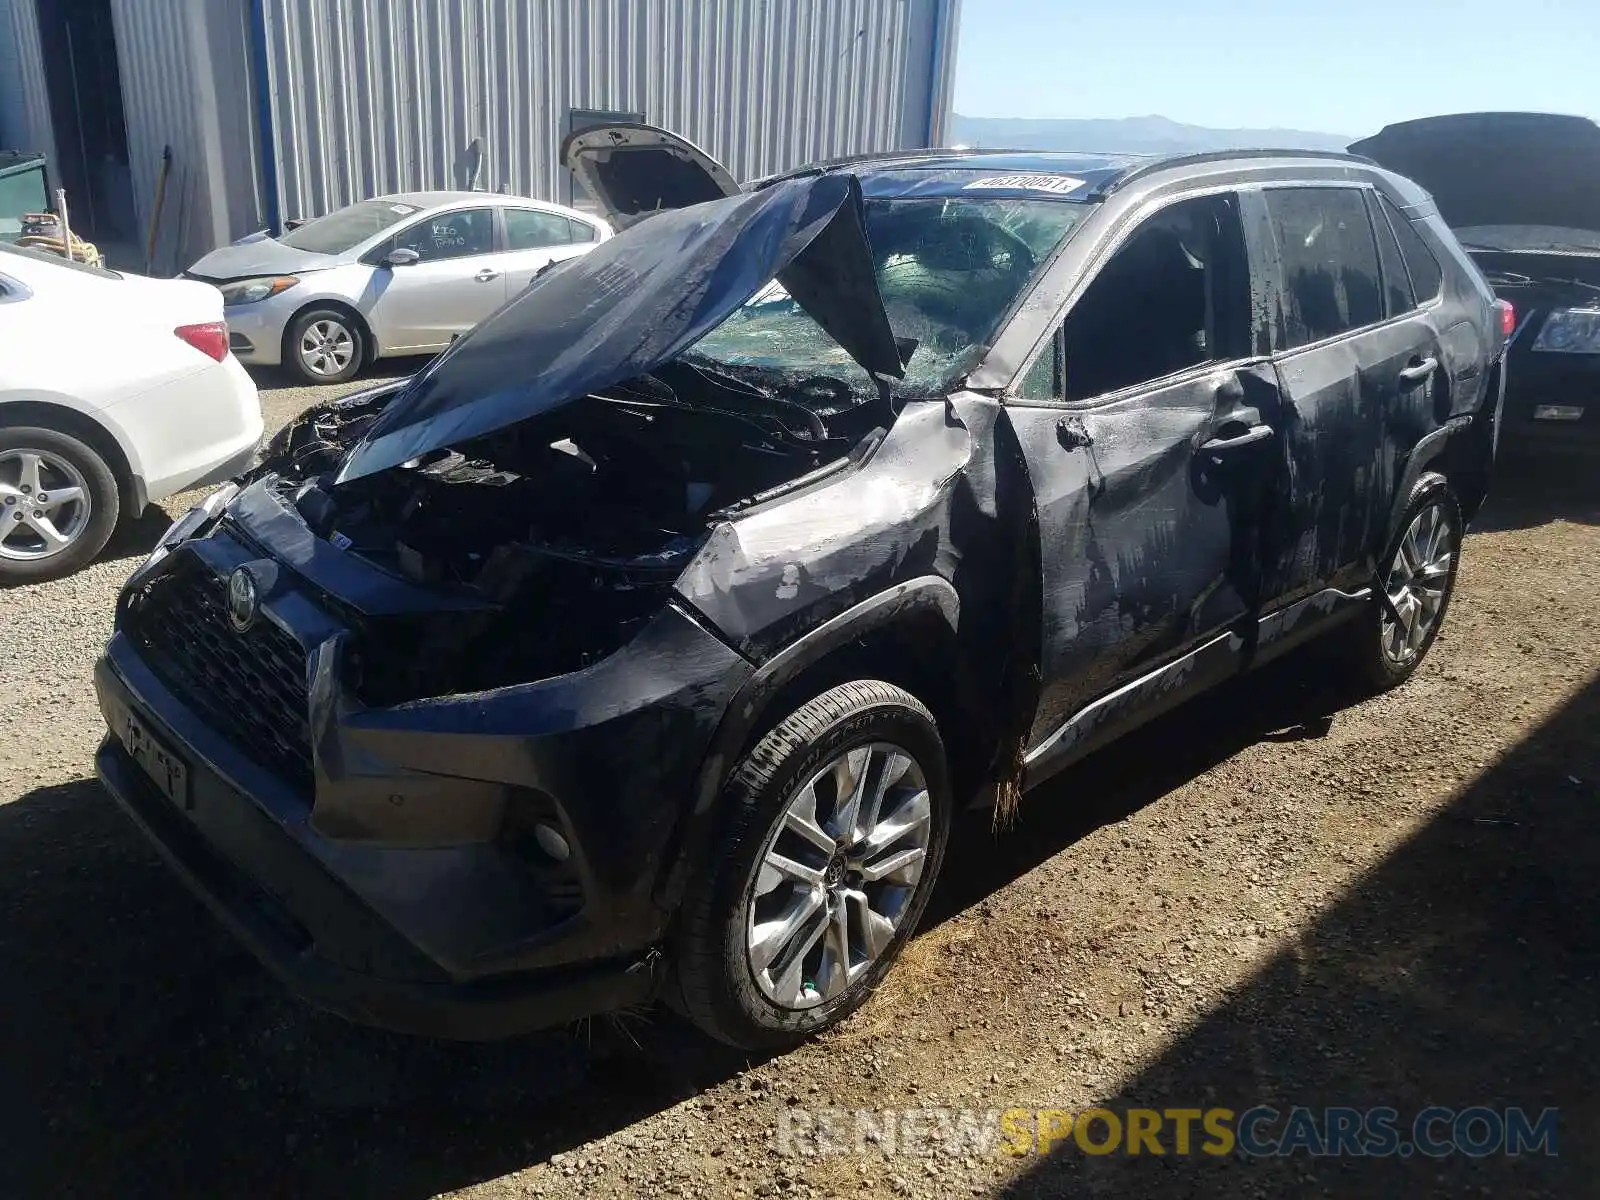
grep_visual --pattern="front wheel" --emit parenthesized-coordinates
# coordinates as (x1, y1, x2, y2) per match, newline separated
(284, 307, 365, 384)
(1344, 480, 1463, 692)
(671, 681, 952, 1050)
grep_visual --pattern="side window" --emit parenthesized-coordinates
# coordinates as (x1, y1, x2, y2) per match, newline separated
(1015, 335, 1060, 400)
(1040, 193, 1250, 402)
(567, 218, 600, 244)
(1264, 188, 1383, 348)
(505, 208, 574, 251)
(384, 208, 495, 262)
(1380, 194, 1443, 302)
(1368, 192, 1415, 317)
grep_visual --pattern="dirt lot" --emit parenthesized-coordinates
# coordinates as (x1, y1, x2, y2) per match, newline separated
(1, 370, 1596, 1198)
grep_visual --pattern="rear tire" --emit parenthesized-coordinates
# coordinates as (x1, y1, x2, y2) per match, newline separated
(0, 424, 120, 585)
(283, 307, 365, 384)
(670, 681, 952, 1050)
(1343, 478, 1463, 692)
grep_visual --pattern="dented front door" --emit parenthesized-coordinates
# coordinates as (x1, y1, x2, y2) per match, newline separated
(1006, 360, 1285, 751)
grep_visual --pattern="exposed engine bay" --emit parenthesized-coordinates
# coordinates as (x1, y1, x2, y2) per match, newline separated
(250, 364, 883, 702)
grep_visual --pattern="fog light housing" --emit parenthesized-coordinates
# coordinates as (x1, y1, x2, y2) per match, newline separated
(1533, 404, 1585, 421)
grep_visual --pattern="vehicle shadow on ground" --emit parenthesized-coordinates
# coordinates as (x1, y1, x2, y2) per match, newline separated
(1472, 456, 1600, 532)
(0, 772, 753, 1197)
(0, 653, 1363, 1198)
(102, 504, 173, 562)
(997, 674, 1600, 1198)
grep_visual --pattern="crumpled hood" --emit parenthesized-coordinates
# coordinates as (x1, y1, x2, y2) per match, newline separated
(336, 173, 903, 484)
(187, 233, 341, 282)
(1351, 112, 1600, 235)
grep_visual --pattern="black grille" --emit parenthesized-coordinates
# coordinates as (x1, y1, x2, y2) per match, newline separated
(128, 558, 314, 790)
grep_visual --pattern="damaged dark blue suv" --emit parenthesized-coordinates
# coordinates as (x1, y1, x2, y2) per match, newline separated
(94, 127, 1506, 1049)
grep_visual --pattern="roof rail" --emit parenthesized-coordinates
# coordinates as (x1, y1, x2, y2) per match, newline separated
(1093, 146, 1377, 198)
(749, 145, 1089, 189)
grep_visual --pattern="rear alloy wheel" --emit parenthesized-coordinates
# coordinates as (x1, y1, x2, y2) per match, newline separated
(0, 426, 120, 584)
(671, 681, 952, 1050)
(286, 308, 364, 384)
(1346, 481, 1463, 691)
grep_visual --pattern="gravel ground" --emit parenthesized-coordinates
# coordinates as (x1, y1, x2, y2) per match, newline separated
(1, 368, 1596, 1199)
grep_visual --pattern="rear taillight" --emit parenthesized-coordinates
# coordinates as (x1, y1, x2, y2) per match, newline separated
(1496, 299, 1516, 340)
(175, 321, 229, 362)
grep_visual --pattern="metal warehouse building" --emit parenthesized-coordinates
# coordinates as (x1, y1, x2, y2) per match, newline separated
(0, 0, 959, 274)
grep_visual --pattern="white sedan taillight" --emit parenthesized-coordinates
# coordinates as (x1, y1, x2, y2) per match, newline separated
(175, 321, 230, 362)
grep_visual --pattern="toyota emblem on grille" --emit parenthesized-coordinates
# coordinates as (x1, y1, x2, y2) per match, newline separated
(227, 567, 259, 632)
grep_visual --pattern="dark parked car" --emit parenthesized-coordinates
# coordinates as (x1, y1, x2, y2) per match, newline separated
(94, 129, 1506, 1049)
(1353, 112, 1600, 457)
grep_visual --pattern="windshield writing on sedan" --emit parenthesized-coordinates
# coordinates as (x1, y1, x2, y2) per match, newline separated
(685, 197, 1087, 397)
(280, 199, 421, 255)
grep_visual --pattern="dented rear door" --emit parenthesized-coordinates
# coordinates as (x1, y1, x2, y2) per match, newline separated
(1251, 185, 1440, 600)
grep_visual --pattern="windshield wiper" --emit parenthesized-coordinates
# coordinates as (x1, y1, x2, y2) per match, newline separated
(676, 360, 830, 440)
(605, 371, 826, 449)
(1540, 276, 1600, 294)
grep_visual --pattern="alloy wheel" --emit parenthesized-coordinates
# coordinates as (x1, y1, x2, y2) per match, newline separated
(745, 742, 933, 1010)
(0, 449, 92, 562)
(299, 318, 356, 377)
(1381, 499, 1457, 666)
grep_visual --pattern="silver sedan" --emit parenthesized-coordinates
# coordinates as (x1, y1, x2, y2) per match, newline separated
(186, 192, 611, 383)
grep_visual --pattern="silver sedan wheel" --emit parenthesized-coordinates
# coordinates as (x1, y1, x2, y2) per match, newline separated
(1381, 499, 1457, 666)
(0, 448, 91, 562)
(745, 742, 933, 1011)
(298, 318, 356, 378)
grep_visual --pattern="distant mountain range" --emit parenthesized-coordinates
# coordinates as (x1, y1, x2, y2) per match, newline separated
(949, 114, 1355, 155)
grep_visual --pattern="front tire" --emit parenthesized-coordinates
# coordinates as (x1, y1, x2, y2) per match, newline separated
(671, 681, 952, 1050)
(0, 425, 120, 585)
(1345, 479, 1463, 692)
(284, 307, 365, 384)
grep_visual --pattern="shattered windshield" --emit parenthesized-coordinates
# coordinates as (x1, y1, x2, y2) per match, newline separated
(685, 197, 1088, 396)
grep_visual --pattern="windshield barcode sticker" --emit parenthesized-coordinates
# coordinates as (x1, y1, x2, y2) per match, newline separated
(963, 174, 1086, 195)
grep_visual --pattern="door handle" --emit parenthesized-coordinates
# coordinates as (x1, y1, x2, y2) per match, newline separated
(474, 268, 500, 282)
(1399, 356, 1438, 385)
(1201, 424, 1274, 455)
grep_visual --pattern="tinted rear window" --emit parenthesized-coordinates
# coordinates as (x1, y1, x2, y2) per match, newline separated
(1264, 187, 1383, 348)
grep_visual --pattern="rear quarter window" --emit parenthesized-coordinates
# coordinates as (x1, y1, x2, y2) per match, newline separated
(1367, 192, 1416, 316)
(1379, 193, 1443, 301)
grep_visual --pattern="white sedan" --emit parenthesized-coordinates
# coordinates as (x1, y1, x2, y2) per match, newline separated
(185, 192, 612, 384)
(0, 243, 263, 583)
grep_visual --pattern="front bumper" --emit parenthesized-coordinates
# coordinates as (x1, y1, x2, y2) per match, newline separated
(95, 719, 653, 1039)
(95, 496, 755, 1036)
(223, 300, 292, 367)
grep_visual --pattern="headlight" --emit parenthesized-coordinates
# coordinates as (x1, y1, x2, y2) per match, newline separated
(129, 483, 240, 584)
(219, 276, 299, 306)
(1531, 307, 1600, 353)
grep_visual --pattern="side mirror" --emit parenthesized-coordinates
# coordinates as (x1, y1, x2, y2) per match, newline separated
(383, 247, 420, 267)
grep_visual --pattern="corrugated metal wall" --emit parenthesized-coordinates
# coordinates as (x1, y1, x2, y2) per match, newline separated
(110, 0, 265, 274)
(0, 0, 59, 165)
(263, 0, 959, 222)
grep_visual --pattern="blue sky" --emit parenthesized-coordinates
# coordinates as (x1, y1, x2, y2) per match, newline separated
(952, 0, 1600, 138)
